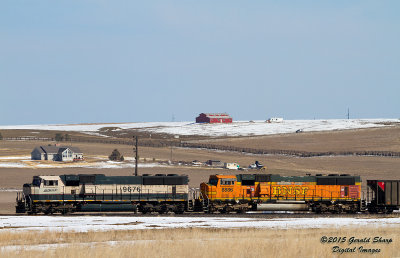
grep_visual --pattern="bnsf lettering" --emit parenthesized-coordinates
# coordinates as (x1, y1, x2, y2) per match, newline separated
(272, 186, 309, 195)
(122, 186, 141, 193)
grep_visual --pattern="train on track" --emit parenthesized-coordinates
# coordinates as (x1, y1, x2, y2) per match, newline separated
(16, 173, 400, 215)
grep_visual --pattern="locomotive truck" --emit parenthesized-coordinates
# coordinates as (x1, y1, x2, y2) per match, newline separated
(16, 173, 400, 214)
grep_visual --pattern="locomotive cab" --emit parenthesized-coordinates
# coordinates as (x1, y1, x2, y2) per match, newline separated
(201, 175, 238, 199)
(25, 176, 61, 193)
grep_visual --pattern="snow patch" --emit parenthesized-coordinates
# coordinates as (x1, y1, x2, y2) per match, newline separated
(0, 119, 398, 137)
(0, 163, 28, 168)
(0, 216, 399, 232)
(0, 156, 30, 160)
(0, 161, 165, 169)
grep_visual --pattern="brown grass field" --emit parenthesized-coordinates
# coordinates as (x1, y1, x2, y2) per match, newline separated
(0, 227, 399, 257)
(1, 126, 400, 213)
(0, 127, 400, 257)
(192, 126, 400, 152)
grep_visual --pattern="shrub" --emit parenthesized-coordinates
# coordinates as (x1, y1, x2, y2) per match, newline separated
(55, 133, 64, 141)
(109, 149, 124, 161)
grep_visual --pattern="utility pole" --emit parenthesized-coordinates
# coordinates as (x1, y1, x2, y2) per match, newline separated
(133, 136, 138, 176)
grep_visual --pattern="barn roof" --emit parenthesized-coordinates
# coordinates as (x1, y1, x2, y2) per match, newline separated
(33, 147, 45, 154)
(203, 113, 231, 117)
(58, 147, 83, 154)
(36, 146, 82, 154)
(40, 146, 60, 154)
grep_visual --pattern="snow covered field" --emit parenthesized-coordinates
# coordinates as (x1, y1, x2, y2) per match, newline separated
(0, 157, 164, 169)
(0, 119, 398, 137)
(1, 216, 399, 232)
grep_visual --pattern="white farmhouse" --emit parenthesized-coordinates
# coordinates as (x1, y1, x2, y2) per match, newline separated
(267, 117, 284, 123)
(31, 146, 83, 162)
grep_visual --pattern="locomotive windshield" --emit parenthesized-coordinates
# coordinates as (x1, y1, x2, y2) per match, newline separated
(32, 178, 41, 187)
(208, 178, 218, 186)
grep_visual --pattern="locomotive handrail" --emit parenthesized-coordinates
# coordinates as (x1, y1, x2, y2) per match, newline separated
(200, 190, 209, 201)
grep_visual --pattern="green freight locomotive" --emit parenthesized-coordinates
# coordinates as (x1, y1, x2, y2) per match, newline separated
(16, 174, 188, 214)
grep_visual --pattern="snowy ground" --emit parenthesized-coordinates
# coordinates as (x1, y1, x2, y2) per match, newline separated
(0, 157, 165, 169)
(0, 216, 399, 232)
(0, 119, 398, 137)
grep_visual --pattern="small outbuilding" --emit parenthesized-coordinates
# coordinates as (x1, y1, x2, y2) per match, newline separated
(224, 163, 239, 170)
(196, 113, 232, 123)
(267, 117, 284, 123)
(206, 160, 224, 167)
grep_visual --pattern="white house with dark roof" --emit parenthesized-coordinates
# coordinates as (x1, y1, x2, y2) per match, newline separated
(31, 146, 83, 161)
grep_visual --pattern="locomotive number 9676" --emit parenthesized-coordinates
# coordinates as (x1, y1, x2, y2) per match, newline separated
(122, 186, 141, 193)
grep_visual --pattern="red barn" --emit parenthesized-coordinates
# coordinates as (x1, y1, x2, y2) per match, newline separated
(196, 113, 233, 123)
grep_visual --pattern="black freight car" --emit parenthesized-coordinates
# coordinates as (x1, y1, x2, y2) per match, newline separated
(366, 180, 400, 213)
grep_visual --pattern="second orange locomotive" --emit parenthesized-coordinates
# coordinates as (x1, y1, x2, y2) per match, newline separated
(200, 174, 361, 213)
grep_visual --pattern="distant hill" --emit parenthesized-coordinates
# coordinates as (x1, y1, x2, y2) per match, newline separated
(0, 119, 399, 137)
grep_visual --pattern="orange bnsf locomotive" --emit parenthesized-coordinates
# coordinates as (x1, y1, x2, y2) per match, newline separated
(200, 174, 364, 213)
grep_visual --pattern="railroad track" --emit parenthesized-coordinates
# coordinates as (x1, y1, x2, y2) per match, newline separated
(2, 212, 399, 219)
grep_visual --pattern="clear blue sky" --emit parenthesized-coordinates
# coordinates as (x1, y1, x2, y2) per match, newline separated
(1, 1, 399, 125)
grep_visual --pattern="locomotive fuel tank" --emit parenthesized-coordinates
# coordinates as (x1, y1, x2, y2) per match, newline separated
(256, 201, 309, 211)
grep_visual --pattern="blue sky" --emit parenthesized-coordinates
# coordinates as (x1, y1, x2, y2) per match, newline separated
(1, 1, 399, 125)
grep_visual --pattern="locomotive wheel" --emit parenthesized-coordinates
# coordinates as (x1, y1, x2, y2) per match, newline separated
(174, 204, 185, 214)
(385, 208, 393, 214)
(207, 206, 216, 214)
(158, 205, 168, 214)
(61, 208, 72, 215)
(158, 207, 167, 214)
(222, 206, 232, 214)
(44, 206, 54, 215)
(236, 209, 244, 214)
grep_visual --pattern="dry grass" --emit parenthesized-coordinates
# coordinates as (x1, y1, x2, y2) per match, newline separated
(0, 226, 399, 257)
(1, 127, 400, 214)
(195, 126, 400, 152)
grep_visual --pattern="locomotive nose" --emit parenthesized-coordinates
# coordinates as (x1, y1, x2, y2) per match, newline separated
(23, 183, 32, 195)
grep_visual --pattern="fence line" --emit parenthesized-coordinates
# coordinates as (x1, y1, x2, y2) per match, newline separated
(3, 137, 400, 158)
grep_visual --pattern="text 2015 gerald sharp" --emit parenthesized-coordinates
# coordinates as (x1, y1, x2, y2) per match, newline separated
(320, 236, 393, 245)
